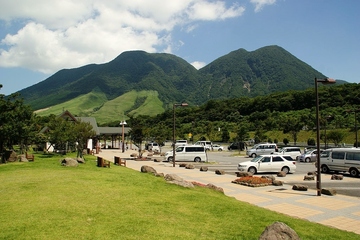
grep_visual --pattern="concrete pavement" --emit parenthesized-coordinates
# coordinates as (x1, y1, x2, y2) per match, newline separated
(96, 149, 360, 235)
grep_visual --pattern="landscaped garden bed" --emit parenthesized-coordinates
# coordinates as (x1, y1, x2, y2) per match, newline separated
(232, 176, 274, 187)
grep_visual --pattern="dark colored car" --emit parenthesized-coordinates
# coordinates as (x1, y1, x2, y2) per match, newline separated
(228, 142, 245, 151)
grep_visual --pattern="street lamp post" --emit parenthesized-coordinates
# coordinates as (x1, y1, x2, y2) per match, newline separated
(172, 103, 188, 167)
(120, 120, 127, 153)
(315, 77, 336, 196)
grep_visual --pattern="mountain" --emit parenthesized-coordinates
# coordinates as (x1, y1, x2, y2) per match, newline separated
(19, 45, 338, 123)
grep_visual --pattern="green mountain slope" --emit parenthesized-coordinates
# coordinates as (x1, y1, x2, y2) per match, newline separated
(18, 45, 344, 122)
(35, 89, 164, 124)
(197, 45, 327, 100)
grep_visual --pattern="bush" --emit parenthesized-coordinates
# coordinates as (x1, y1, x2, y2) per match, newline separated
(274, 139, 278, 144)
(267, 138, 272, 143)
(283, 138, 289, 145)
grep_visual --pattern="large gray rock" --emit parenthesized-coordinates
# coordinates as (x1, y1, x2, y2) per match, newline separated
(277, 171, 287, 177)
(303, 175, 315, 181)
(61, 158, 79, 167)
(200, 166, 208, 172)
(292, 184, 308, 191)
(321, 188, 337, 196)
(215, 169, 225, 175)
(140, 165, 157, 174)
(164, 174, 194, 188)
(331, 174, 343, 180)
(185, 164, 195, 169)
(259, 221, 300, 240)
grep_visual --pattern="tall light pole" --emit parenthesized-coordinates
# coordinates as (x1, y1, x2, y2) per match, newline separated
(120, 120, 127, 153)
(172, 103, 188, 167)
(315, 77, 336, 196)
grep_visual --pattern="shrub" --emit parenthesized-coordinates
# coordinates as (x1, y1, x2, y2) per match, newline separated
(283, 138, 289, 145)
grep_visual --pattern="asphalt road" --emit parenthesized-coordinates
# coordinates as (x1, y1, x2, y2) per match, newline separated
(188, 150, 360, 198)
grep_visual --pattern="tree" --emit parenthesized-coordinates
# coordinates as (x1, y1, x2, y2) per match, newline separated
(72, 120, 96, 158)
(327, 130, 346, 147)
(0, 93, 34, 154)
(282, 116, 303, 145)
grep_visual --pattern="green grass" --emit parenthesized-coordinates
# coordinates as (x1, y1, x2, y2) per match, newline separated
(0, 153, 359, 240)
(35, 90, 165, 124)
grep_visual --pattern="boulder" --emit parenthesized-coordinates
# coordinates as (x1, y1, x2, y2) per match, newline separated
(140, 165, 157, 174)
(154, 173, 164, 177)
(292, 184, 308, 191)
(206, 183, 224, 193)
(200, 166, 208, 172)
(179, 163, 187, 167)
(331, 174, 343, 180)
(277, 171, 287, 177)
(321, 188, 337, 196)
(164, 174, 183, 182)
(61, 158, 79, 167)
(153, 158, 162, 162)
(4, 150, 17, 162)
(272, 180, 283, 186)
(164, 174, 194, 188)
(303, 175, 315, 181)
(185, 164, 195, 169)
(215, 169, 225, 175)
(259, 221, 300, 240)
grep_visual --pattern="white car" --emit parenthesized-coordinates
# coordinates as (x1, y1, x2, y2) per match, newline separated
(298, 149, 323, 162)
(212, 144, 224, 151)
(237, 155, 296, 174)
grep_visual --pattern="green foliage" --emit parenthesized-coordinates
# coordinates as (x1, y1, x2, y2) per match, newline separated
(327, 130, 346, 146)
(283, 138, 289, 145)
(0, 93, 35, 153)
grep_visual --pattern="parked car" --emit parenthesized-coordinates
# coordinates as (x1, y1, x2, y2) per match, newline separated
(194, 141, 213, 150)
(246, 143, 277, 157)
(298, 149, 323, 162)
(237, 155, 296, 174)
(272, 146, 302, 160)
(212, 144, 224, 151)
(164, 145, 207, 162)
(228, 142, 245, 151)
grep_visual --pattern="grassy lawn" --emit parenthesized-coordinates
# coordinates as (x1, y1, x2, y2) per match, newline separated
(0, 153, 359, 240)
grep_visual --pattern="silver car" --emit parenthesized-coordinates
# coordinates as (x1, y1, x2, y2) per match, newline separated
(298, 149, 323, 163)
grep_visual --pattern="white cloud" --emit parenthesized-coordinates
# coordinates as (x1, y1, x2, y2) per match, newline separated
(251, 0, 276, 13)
(191, 61, 206, 69)
(0, 0, 246, 74)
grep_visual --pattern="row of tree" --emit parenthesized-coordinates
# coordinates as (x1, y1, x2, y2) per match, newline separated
(1, 83, 359, 160)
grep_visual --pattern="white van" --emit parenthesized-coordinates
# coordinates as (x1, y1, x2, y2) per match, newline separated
(174, 140, 188, 147)
(146, 142, 160, 152)
(319, 148, 360, 177)
(164, 145, 207, 162)
(273, 147, 302, 160)
(246, 143, 277, 158)
(194, 141, 212, 150)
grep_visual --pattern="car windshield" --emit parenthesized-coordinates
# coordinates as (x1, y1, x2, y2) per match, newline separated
(250, 156, 263, 162)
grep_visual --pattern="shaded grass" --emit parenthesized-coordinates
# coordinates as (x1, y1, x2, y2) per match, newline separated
(0, 153, 359, 240)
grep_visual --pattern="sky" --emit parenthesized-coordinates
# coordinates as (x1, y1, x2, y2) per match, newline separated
(0, 0, 359, 95)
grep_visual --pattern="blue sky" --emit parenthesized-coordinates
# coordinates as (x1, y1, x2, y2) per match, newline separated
(0, 0, 359, 96)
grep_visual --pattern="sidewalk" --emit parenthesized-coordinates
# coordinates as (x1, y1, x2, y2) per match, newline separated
(96, 149, 360, 235)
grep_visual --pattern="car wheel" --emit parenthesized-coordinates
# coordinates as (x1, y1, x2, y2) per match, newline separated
(167, 157, 173, 162)
(248, 167, 256, 174)
(218, 149, 222, 151)
(251, 153, 257, 158)
(321, 165, 329, 173)
(281, 167, 290, 174)
(305, 157, 311, 163)
(194, 157, 201, 162)
(349, 168, 359, 177)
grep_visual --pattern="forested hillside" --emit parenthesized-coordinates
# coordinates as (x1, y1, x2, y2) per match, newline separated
(18, 45, 341, 121)
(135, 83, 360, 145)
